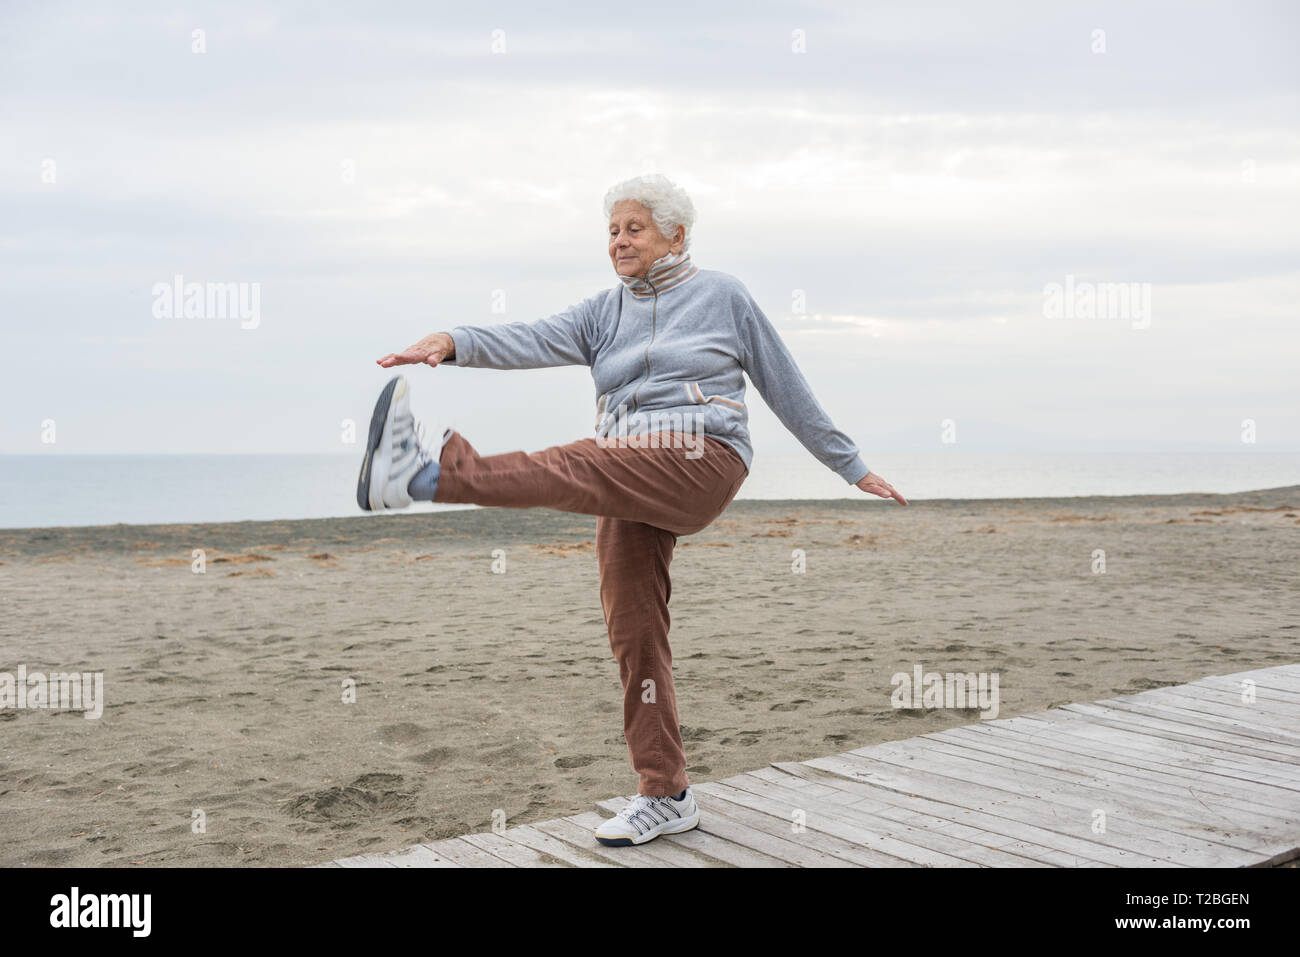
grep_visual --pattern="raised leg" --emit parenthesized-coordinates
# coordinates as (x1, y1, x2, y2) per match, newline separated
(433, 430, 746, 536)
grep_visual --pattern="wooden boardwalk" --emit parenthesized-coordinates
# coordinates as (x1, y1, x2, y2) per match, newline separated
(319, 665, 1300, 868)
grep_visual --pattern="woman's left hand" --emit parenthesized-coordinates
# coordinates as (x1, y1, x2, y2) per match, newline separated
(856, 471, 908, 505)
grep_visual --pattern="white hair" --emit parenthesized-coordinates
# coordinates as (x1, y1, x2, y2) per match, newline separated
(603, 173, 696, 252)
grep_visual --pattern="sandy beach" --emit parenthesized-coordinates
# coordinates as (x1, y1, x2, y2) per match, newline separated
(1, 486, 1297, 868)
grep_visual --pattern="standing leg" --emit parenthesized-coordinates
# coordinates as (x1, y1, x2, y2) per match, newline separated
(596, 515, 689, 798)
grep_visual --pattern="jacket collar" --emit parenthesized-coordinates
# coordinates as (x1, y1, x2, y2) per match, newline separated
(618, 249, 698, 298)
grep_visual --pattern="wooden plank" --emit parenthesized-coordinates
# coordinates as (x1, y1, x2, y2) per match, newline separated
(910, 729, 1300, 834)
(1223, 667, 1300, 691)
(939, 716, 1300, 793)
(936, 721, 1300, 800)
(460, 830, 570, 867)
(531, 816, 685, 868)
(805, 752, 1252, 866)
(561, 812, 726, 867)
(497, 824, 619, 868)
(1126, 689, 1300, 740)
(721, 770, 1050, 867)
(1097, 696, 1300, 748)
(1230, 674, 1300, 694)
(1078, 699, 1300, 752)
(692, 781, 922, 867)
(748, 766, 1085, 867)
(1061, 702, 1300, 763)
(674, 790, 862, 867)
(1222, 676, 1300, 696)
(699, 778, 984, 867)
(598, 797, 795, 867)
(779, 762, 1116, 869)
(1235, 670, 1300, 687)
(776, 761, 1162, 867)
(422, 836, 517, 867)
(333, 854, 396, 868)
(847, 739, 1290, 855)
(973, 713, 1300, 790)
(1004, 707, 1300, 777)
(887, 734, 1284, 836)
(378, 843, 464, 868)
(1152, 684, 1300, 719)
(1194, 675, 1300, 702)
(915, 724, 1298, 819)
(872, 738, 1296, 858)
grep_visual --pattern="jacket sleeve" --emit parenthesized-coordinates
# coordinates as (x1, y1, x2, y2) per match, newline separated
(732, 283, 870, 485)
(443, 293, 600, 370)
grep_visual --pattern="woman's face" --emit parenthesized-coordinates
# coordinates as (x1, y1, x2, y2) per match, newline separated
(608, 200, 684, 279)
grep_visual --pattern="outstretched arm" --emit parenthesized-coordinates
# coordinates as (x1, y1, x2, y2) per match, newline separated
(377, 295, 599, 371)
(734, 284, 907, 505)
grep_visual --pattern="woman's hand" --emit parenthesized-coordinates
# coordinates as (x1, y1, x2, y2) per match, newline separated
(857, 471, 908, 505)
(377, 332, 455, 369)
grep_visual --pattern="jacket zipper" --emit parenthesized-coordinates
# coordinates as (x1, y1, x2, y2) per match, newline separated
(628, 275, 659, 415)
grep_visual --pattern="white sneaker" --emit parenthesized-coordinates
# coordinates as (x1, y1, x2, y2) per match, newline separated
(594, 788, 699, 847)
(356, 375, 436, 511)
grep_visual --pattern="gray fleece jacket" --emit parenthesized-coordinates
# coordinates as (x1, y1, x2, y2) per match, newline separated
(444, 250, 869, 484)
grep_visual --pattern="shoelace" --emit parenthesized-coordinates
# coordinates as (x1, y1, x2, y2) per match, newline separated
(411, 419, 435, 469)
(617, 794, 658, 824)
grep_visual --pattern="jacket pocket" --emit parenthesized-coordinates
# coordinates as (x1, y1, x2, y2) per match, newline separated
(686, 381, 745, 411)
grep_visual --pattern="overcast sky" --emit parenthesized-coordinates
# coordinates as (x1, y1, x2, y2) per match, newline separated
(2, 0, 1297, 459)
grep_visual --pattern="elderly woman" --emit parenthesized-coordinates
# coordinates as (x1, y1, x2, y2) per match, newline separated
(357, 173, 906, 847)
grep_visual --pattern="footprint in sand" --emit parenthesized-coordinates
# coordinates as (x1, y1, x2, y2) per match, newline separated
(680, 726, 718, 741)
(375, 723, 429, 746)
(769, 699, 811, 712)
(408, 747, 457, 768)
(283, 772, 414, 822)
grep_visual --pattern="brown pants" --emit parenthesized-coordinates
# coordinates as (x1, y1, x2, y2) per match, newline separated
(434, 429, 748, 795)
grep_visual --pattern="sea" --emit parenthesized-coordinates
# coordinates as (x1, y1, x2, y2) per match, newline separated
(1, 452, 1296, 530)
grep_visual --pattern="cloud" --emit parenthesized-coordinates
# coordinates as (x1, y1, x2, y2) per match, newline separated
(1, 0, 1296, 455)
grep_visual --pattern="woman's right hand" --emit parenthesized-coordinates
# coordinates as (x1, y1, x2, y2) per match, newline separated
(856, 471, 908, 505)
(377, 332, 455, 368)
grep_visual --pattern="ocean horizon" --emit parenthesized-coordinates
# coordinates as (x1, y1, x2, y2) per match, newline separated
(1, 451, 1296, 529)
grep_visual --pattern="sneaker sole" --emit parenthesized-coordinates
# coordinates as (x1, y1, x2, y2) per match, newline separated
(356, 376, 404, 511)
(594, 810, 700, 847)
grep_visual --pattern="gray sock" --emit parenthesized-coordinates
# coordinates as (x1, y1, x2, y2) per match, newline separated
(407, 461, 441, 501)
